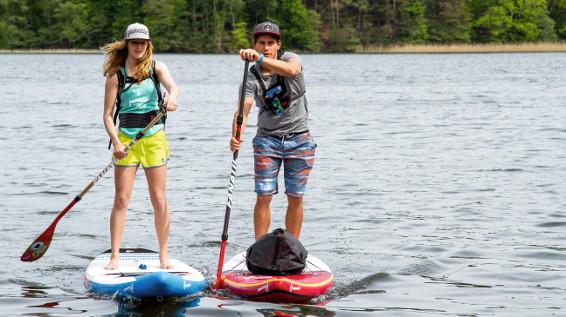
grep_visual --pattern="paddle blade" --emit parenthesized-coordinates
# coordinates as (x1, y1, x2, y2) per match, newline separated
(20, 228, 54, 262)
(20, 197, 79, 262)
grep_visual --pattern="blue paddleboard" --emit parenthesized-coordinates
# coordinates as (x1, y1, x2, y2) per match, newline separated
(84, 248, 207, 299)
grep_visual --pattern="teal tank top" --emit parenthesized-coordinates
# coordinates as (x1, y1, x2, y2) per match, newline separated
(118, 66, 163, 138)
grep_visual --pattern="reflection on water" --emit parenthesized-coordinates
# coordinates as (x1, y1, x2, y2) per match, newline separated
(1, 53, 565, 316)
(21, 287, 49, 299)
(256, 305, 336, 317)
(114, 298, 201, 317)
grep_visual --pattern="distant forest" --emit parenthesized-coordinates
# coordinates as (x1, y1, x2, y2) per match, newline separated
(1, 0, 565, 52)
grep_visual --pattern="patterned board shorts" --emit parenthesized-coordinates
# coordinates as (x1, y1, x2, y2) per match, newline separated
(252, 131, 316, 198)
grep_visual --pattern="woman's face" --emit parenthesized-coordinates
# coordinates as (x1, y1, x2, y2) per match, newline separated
(127, 40, 149, 60)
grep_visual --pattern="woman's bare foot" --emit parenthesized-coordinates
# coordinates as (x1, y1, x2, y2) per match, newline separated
(104, 258, 119, 270)
(160, 254, 174, 269)
(160, 260, 174, 269)
(160, 263, 174, 269)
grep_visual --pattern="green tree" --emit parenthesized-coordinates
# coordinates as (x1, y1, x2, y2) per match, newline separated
(276, 0, 321, 51)
(511, 0, 555, 41)
(472, 0, 556, 42)
(548, 0, 566, 38)
(143, 0, 184, 52)
(225, 0, 247, 51)
(84, 1, 119, 48)
(473, 3, 513, 42)
(327, 26, 361, 51)
(396, 0, 428, 43)
(110, 0, 144, 41)
(232, 20, 250, 49)
(0, 0, 561, 52)
(426, 0, 471, 42)
(366, 0, 397, 43)
(210, 0, 246, 52)
(52, 1, 90, 48)
(245, 0, 278, 24)
(351, 0, 370, 45)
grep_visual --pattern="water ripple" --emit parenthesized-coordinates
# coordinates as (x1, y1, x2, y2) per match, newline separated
(1, 53, 566, 316)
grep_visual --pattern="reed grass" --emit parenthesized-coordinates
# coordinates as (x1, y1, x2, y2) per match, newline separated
(355, 42, 566, 53)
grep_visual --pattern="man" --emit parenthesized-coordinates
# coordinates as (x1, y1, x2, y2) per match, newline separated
(230, 22, 316, 240)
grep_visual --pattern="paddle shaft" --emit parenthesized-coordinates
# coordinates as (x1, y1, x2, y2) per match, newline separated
(74, 110, 167, 204)
(214, 60, 249, 289)
(21, 110, 166, 262)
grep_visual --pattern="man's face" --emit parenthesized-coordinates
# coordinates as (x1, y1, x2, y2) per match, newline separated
(254, 35, 281, 59)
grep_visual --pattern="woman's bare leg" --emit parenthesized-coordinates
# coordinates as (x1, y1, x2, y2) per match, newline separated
(145, 165, 172, 269)
(105, 166, 137, 270)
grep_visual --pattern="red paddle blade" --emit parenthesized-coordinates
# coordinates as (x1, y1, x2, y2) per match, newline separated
(20, 228, 54, 262)
(20, 198, 78, 262)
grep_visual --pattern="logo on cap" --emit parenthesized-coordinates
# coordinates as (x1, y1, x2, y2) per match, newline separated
(127, 27, 148, 37)
(254, 22, 280, 39)
(124, 23, 150, 40)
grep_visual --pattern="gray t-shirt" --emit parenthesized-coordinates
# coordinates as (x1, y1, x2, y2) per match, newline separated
(244, 52, 308, 137)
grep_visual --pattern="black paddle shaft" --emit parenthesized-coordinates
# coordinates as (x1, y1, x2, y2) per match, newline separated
(221, 60, 249, 241)
(213, 60, 250, 289)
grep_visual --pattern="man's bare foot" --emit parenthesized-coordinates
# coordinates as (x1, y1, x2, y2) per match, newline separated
(104, 258, 119, 270)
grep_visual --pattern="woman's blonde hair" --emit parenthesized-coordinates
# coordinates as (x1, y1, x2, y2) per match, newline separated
(102, 40, 154, 80)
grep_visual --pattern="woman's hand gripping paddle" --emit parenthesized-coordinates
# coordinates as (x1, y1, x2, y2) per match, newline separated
(213, 60, 249, 289)
(21, 109, 167, 262)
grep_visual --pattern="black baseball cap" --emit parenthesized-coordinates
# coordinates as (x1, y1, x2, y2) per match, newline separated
(254, 22, 280, 39)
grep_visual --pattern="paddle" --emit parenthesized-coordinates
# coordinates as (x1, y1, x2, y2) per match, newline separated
(213, 60, 249, 289)
(20, 109, 167, 262)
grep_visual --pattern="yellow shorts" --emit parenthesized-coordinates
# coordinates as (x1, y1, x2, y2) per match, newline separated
(114, 130, 170, 168)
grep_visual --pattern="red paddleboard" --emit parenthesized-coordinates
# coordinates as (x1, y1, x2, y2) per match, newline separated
(220, 252, 334, 303)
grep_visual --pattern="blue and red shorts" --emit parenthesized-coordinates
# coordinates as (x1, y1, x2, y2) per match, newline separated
(252, 131, 316, 198)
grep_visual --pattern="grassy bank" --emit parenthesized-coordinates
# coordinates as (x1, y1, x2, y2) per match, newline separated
(356, 42, 566, 53)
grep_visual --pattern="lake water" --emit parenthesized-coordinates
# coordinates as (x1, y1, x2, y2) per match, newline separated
(0, 53, 565, 316)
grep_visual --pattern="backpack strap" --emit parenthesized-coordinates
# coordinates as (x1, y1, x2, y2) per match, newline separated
(149, 60, 164, 108)
(250, 64, 266, 95)
(148, 60, 166, 128)
(115, 67, 126, 122)
(108, 67, 128, 149)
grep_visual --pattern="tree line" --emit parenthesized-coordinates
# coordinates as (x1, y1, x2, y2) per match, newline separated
(0, 0, 564, 52)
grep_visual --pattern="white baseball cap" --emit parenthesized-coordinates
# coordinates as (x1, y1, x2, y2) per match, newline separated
(124, 23, 150, 40)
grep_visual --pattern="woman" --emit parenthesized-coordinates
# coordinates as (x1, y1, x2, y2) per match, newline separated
(102, 23, 178, 270)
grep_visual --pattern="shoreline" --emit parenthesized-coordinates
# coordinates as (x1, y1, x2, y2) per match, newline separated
(2, 42, 566, 54)
(0, 49, 103, 54)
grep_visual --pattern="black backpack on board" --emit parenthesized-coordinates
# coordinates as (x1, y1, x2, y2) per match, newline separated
(246, 228, 308, 276)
